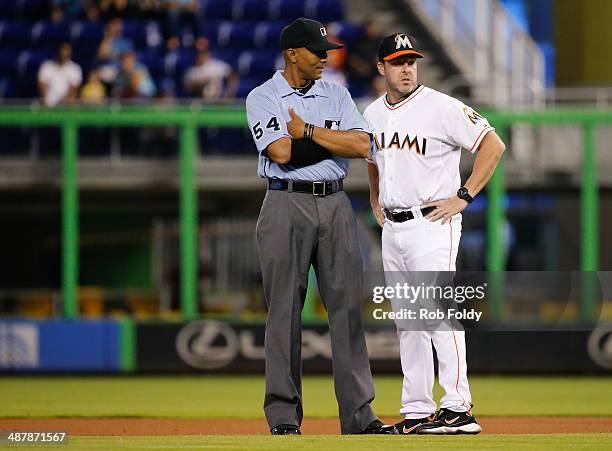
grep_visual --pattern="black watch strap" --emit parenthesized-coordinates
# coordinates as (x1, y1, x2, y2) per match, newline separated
(457, 186, 474, 204)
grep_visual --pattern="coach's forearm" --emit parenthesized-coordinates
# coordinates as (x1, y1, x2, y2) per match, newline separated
(464, 131, 506, 196)
(312, 127, 370, 158)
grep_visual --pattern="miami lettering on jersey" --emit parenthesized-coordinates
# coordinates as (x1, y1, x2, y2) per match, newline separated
(373, 132, 427, 155)
(363, 85, 495, 209)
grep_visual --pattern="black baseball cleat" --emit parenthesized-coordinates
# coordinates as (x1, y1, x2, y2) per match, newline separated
(393, 415, 434, 434)
(270, 424, 301, 435)
(416, 408, 482, 434)
(359, 419, 397, 434)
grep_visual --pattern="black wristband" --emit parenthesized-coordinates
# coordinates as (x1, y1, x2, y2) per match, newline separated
(303, 123, 314, 140)
(287, 139, 332, 166)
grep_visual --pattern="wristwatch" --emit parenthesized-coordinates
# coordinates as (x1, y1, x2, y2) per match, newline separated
(457, 186, 474, 204)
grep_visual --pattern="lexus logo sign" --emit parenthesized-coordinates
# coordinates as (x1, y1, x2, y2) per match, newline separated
(176, 321, 239, 369)
(587, 322, 612, 370)
(175, 321, 400, 370)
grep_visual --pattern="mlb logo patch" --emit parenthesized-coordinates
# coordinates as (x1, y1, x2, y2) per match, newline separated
(325, 119, 340, 130)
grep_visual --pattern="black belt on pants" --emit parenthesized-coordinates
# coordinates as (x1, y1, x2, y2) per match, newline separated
(383, 207, 436, 222)
(268, 179, 343, 196)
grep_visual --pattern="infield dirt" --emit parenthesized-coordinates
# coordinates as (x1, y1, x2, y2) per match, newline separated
(1, 417, 611, 435)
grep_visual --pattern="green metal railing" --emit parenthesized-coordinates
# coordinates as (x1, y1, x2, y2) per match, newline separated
(484, 110, 609, 320)
(0, 106, 609, 320)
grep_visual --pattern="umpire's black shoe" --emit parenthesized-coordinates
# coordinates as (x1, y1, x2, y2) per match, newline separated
(270, 424, 301, 435)
(394, 416, 435, 434)
(416, 408, 482, 434)
(359, 419, 397, 434)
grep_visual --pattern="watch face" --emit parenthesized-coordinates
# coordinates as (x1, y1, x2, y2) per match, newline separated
(457, 187, 472, 203)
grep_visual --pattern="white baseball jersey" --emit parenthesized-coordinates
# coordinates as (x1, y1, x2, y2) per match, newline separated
(363, 85, 494, 209)
(365, 84, 494, 420)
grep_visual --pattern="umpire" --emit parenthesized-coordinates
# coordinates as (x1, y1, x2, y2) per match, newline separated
(246, 18, 390, 435)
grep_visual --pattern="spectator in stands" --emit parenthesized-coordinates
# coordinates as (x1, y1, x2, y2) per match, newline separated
(100, 0, 139, 20)
(38, 43, 83, 107)
(53, 0, 84, 19)
(97, 18, 134, 62)
(84, 2, 102, 22)
(49, 4, 66, 23)
(80, 69, 107, 104)
(183, 39, 238, 99)
(97, 18, 134, 86)
(137, 0, 165, 21)
(347, 19, 383, 94)
(112, 50, 156, 98)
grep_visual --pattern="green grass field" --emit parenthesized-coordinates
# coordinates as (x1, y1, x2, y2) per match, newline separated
(6, 435, 612, 451)
(1, 375, 611, 418)
(1, 375, 611, 450)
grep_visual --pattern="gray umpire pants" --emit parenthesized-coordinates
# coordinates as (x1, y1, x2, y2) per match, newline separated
(256, 188, 377, 434)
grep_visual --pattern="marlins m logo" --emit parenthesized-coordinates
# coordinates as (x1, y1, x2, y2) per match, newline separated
(463, 107, 485, 125)
(395, 34, 413, 49)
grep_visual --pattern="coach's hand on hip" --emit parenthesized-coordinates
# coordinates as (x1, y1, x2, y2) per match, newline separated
(423, 197, 468, 224)
(287, 107, 306, 139)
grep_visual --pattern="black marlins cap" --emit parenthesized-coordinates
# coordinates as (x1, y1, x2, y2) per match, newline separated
(378, 33, 424, 61)
(280, 17, 344, 51)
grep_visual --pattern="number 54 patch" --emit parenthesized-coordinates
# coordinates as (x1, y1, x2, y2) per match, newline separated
(252, 116, 281, 140)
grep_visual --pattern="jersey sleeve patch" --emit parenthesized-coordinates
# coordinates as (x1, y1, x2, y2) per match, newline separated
(463, 106, 486, 125)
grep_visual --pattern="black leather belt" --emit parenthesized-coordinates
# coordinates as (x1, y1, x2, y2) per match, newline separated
(268, 179, 343, 196)
(383, 207, 436, 222)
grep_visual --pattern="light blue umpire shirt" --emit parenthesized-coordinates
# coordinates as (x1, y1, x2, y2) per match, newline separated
(246, 70, 371, 181)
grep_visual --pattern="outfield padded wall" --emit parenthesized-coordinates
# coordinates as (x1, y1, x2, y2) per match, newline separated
(0, 320, 123, 372)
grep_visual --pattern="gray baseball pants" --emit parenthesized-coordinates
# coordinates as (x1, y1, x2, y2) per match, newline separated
(256, 188, 377, 434)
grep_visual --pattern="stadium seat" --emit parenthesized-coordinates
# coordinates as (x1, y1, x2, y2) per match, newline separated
(312, 0, 344, 23)
(71, 21, 104, 49)
(237, 50, 276, 78)
(216, 21, 256, 49)
(200, 0, 233, 20)
(122, 21, 162, 50)
(0, 2, 17, 19)
(31, 20, 71, 47)
(164, 48, 196, 79)
(275, 0, 306, 21)
(213, 49, 240, 67)
(235, 76, 266, 98)
(17, 49, 53, 79)
(252, 21, 287, 48)
(232, 0, 270, 21)
(0, 76, 18, 97)
(15, 0, 48, 21)
(0, 49, 19, 75)
(334, 22, 364, 47)
(16, 48, 56, 97)
(198, 21, 221, 47)
(0, 21, 32, 46)
(138, 50, 166, 81)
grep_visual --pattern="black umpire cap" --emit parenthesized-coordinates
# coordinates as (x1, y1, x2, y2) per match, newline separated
(280, 18, 344, 51)
(378, 33, 424, 61)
